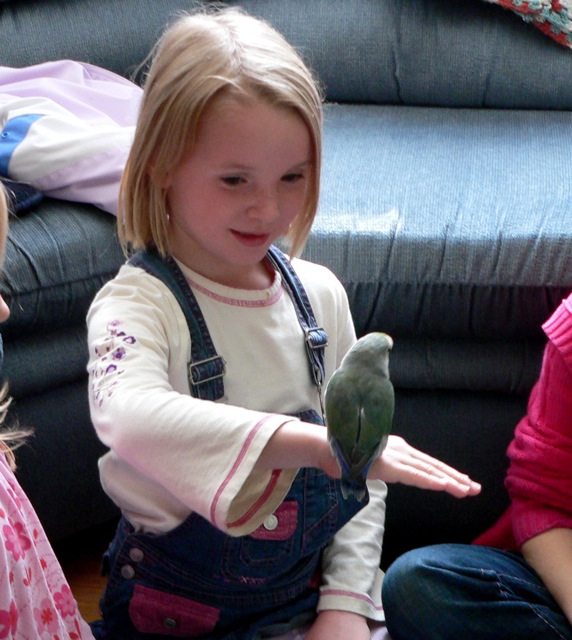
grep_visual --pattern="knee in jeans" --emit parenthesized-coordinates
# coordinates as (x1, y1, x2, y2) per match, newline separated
(384, 550, 424, 597)
(383, 546, 449, 607)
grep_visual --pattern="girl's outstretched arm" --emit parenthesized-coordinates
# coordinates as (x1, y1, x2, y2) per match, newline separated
(257, 423, 481, 498)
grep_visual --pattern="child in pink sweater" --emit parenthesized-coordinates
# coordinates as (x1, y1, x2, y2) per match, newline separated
(382, 292, 572, 640)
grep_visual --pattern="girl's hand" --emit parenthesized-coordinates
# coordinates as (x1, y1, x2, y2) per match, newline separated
(305, 610, 371, 640)
(368, 435, 481, 498)
(318, 434, 481, 498)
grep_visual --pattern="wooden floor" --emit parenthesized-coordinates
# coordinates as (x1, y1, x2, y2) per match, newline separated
(54, 520, 117, 624)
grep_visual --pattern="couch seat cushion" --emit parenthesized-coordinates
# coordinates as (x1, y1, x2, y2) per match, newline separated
(1, 200, 124, 340)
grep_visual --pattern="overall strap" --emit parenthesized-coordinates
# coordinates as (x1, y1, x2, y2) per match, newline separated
(128, 247, 329, 411)
(128, 249, 226, 401)
(267, 246, 329, 403)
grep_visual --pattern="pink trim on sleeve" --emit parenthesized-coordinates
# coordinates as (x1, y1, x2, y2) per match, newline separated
(210, 416, 277, 528)
(227, 469, 282, 530)
(319, 589, 384, 613)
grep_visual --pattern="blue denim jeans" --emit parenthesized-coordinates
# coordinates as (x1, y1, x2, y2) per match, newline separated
(382, 543, 572, 640)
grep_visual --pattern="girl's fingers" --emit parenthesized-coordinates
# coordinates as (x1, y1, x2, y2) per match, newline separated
(374, 436, 482, 498)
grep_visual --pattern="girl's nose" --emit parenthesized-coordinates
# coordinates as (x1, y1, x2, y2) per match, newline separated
(246, 189, 280, 221)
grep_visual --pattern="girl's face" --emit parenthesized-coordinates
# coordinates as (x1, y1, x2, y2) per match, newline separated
(164, 95, 312, 289)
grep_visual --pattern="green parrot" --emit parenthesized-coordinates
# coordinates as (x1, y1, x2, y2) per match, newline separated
(325, 332, 395, 501)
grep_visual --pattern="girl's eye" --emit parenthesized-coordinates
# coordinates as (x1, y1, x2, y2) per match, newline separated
(222, 176, 244, 186)
(282, 172, 305, 183)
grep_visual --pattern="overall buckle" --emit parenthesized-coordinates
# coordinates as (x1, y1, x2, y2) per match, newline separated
(304, 327, 329, 350)
(188, 355, 227, 386)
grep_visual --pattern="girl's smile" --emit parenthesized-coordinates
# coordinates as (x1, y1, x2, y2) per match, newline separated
(230, 230, 272, 248)
(165, 95, 312, 290)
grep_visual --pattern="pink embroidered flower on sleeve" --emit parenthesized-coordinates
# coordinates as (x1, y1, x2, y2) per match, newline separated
(0, 600, 18, 638)
(3, 519, 32, 561)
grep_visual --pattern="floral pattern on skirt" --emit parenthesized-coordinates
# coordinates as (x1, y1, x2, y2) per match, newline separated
(0, 455, 93, 639)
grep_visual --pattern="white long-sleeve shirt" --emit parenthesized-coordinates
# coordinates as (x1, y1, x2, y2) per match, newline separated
(87, 255, 386, 620)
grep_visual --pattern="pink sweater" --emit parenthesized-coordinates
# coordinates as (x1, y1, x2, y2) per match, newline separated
(474, 292, 572, 550)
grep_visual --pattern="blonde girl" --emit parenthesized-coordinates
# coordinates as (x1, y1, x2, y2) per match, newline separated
(87, 8, 479, 640)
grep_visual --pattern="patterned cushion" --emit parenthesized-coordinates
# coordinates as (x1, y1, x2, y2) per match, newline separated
(484, 0, 572, 47)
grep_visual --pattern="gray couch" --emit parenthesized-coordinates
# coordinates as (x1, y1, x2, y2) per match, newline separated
(1, 0, 571, 568)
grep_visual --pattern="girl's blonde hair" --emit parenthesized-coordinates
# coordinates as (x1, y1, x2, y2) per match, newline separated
(119, 6, 323, 259)
(0, 184, 30, 469)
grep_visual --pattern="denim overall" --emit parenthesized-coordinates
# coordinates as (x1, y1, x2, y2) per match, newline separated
(93, 246, 366, 640)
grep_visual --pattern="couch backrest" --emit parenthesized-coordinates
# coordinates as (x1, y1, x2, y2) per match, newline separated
(0, 0, 191, 83)
(234, 0, 572, 109)
(1, 0, 572, 109)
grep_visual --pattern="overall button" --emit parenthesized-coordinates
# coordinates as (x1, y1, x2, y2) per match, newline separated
(163, 618, 178, 630)
(120, 565, 135, 580)
(129, 547, 144, 563)
(263, 514, 278, 531)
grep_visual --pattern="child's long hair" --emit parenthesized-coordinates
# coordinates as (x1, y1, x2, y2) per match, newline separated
(119, 6, 323, 259)
(0, 184, 30, 469)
